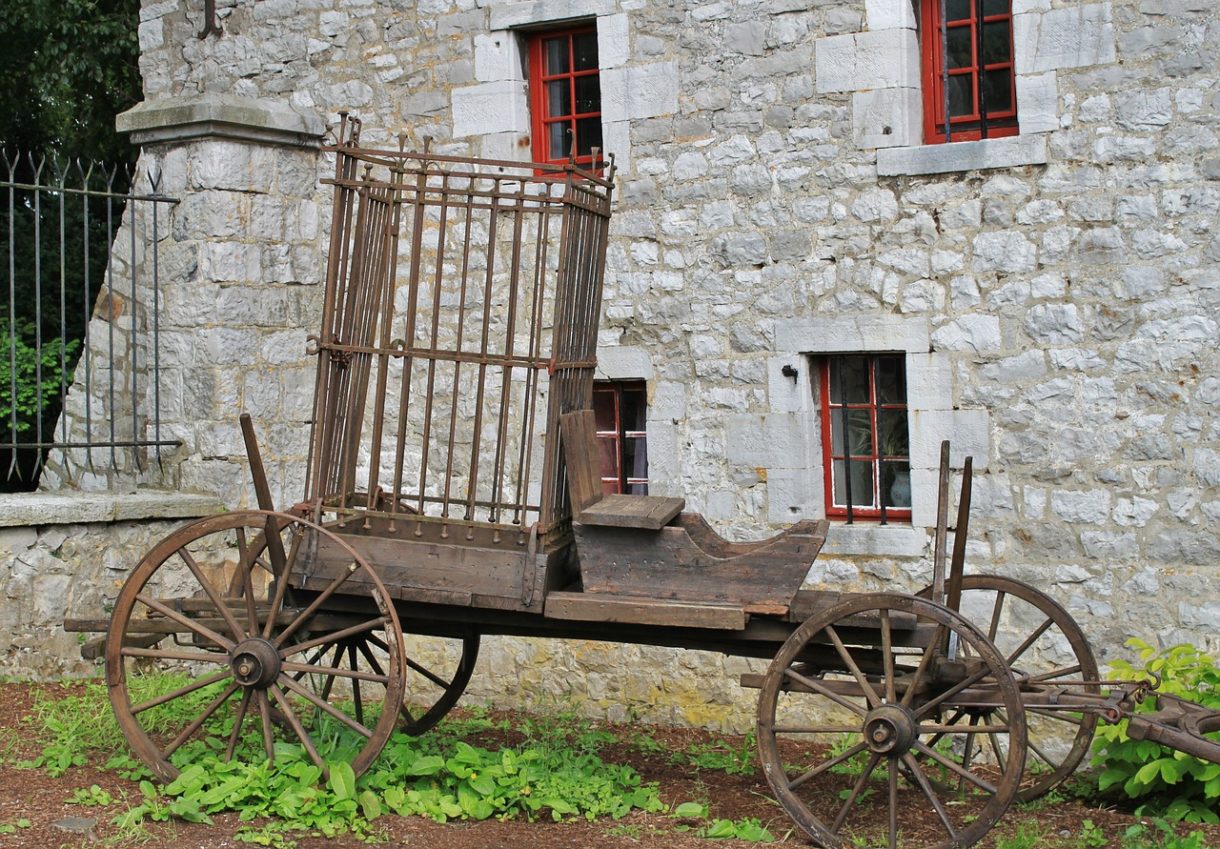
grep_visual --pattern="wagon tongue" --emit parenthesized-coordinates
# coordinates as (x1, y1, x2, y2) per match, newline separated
(1121, 691, 1220, 765)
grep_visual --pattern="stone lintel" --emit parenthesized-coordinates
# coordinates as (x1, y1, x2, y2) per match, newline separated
(876, 133, 1048, 177)
(117, 94, 326, 149)
(0, 491, 224, 528)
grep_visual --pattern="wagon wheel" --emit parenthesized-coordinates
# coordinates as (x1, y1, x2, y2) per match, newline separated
(757, 593, 1027, 849)
(919, 575, 1100, 801)
(221, 522, 479, 736)
(105, 510, 406, 783)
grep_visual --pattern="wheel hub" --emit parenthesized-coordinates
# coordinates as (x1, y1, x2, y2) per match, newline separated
(862, 704, 917, 756)
(230, 637, 281, 689)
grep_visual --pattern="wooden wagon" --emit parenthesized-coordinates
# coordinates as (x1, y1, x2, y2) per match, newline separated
(68, 116, 1220, 849)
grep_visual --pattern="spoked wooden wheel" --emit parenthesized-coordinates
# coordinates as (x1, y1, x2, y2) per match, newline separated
(757, 593, 1027, 849)
(920, 575, 1100, 801)
(105, 510, 406, 782)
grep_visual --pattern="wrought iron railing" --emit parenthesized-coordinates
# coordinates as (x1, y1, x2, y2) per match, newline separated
(1, 152, 180, 491)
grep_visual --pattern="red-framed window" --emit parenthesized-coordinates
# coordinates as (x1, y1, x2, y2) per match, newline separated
(593, 380, 647, 495)
(527, 27, 603, 168)
(819, 355, 911, 523)
(920, 0, 1018, 144)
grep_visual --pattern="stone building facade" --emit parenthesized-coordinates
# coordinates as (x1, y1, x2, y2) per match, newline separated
(2, 0, 1216, 729)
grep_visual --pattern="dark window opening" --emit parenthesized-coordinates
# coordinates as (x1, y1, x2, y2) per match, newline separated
(592, 380, 647, 495)
(528, 27, 604, 168)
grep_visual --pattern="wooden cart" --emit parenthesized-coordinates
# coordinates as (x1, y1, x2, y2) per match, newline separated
(68, 117, 1220, 849)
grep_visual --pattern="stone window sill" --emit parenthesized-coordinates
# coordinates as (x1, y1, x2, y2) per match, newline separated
(0, 491, 224, 528)
(876, 133, 1048, 177)
(821, 523, 929, 558)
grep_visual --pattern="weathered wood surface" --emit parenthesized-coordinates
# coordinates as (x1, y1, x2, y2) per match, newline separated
(559, 410, 685, 529)
(574, 517, 828, 609)
(545, 591, 747, 630)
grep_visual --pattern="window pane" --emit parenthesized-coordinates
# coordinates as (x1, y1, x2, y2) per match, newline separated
(946, 25, 973, 69)
(575, 117, 603, 157)
(948, 74, 974, 117)
(597, 435, 619, 485)
(833, 459, 874, 508)
(626, 480, 649, 495)
(984, 68, 1013, 113)
(828, 356, 870, 404)
(878, 409, 909, 458)
(544, 37, 568, 74)
(623, 436, 647, 482)
(592, 388, 615, 431)
(876, 356, 906, 404)
(548, 121, 570, 159)
(620, 385, 646, 431)
(572, 32, 598, 70)
(831, 409, 873, 457)
(945, 0, 971, 22)
(882, 461, 912, 509)
(546, 80, 571, 118)
(574, 74, 600, 114)
(983, 0, 1008, 17)
(982, 19, 1011, 62)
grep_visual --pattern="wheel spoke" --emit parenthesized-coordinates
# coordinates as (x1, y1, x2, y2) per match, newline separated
(901, 753, 958, 841)
(831, 751, 882, 833)
(257, 689, 275, 763)
(1027, 707, 1084, 727)
(786, 667, 867, 717)
(261, 530, 304, 640)
(268, 684, 326, 773)
(281, 617, 388, 658)
(887, 760, 898, 849)
(960, 714, 979, 793)
(406, 656, 451, 689)
(881, 609, 896, 704)
(988, 591, 1006, 642)
(356, 640, 387, 678)
(226, 689, 253, 762)
(121, 645, 228, 665)
(825, 624, 881, 710)
(278, 674, 374, 739)
(1006, 617, 1054, 667)
(1027, 664, 1083, 683)
(131, 668, 232, 714)
(164, 682, 240, 758)
(912, 740, 997, 794)
(177, 547, 245, 640)
(272, 549, 358, 647)
(135, 594, 235, 650)
(788, 740, 869, 791)
(235, 527, 260, 631)
(348, 643, 365, 726)
(773, 725, 862, 734)
(900, 624, 945, 710)
(914, 666, 991, 720)
(919, 723, 1008, 735)
(282, 659, 389, 684)
(1027, 736, 1058, 768)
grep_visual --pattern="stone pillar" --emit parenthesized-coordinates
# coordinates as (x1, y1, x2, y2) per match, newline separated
(104, 94, 326, 507)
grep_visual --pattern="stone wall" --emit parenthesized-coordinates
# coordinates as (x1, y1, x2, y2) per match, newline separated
(12, 0, 1216, 728)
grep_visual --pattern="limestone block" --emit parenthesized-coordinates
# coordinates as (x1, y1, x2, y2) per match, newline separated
(1013, 4, 1116, 73)
(822, 524, 928, 558)
(1024, 303, 1083, 345)
(199, 242, 262, 284)
(451, 81, 529, 137)
(815, 29, 919, 93)
(601, 120, 630, 172)
(724, 413, 812, 469)
(1195, 448, 1220, 488)
(877, 134, 1047, 176)
(597, 13, 629, 69)
(478, 132, 531, 163)
(600, 63, 678, 123)
(905, 353, 953, 411)
(852, 88, 921, 149)
(189, 142, 276, 193)
(1015, 71, 1058, 134)
(908, 409, 991, 471)
(775, 314, 929, 354)
(1114, 87, 1173, 131)
(930, 315, 1002, 355)
(766, 466, 817, 523)
(595, 345, 652, 380)
(489, 0, 616, 30)
(474, 32, 525, 82)
(864, 0, 916, 30)
(1050, 489, 1110, 524)
(972, 231, 1037, 273)
(725, 21, 766, 56)
(138, 19, 164, 52)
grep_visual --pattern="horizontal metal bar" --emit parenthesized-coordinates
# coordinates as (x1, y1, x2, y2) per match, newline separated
(0, 440, 181, 449)
(0, 179, 178, 204)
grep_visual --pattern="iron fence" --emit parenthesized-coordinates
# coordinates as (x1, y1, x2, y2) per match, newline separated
(1, 152, 180, 491)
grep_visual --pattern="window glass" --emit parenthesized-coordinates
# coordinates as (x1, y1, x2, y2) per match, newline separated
(593, 380, 648, 495)
(530, 28, 603, 167)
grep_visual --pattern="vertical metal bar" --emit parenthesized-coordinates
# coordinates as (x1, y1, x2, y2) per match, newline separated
(512, 198, 550, 524)
(464, 177, 501, 524)
(489, 183, 527, 525)
(975, 0, 989, 139)
(6, 154, 17, 480)
(106, 166, 117, 474)
(32, 156, 44, 482)
(941, 0, 951, 142)
(441, 182, 475, 519)
(416, 170, 451, 523)
(837, 359, 854, 524)
(129, 168, 141, 474)
(875, 357, 887, 526)
(81, 162, 93, 472)
(150, 169, 163, 472)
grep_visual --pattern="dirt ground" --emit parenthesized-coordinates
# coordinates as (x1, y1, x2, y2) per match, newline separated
(1, 680, 1218, 849)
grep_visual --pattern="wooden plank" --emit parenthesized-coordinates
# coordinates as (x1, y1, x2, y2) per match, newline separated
(559, 410, 603, 517)
(579, 493, 684, 530)
(545, 591, 746, 630)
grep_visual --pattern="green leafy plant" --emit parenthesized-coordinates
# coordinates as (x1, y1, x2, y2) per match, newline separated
(0, 818, 32, 833)
(672, 731, 756, 775)
(70, 784, 116, 806)
(1121, 818, 1216, 849)
(0, 317, 79, 433)
(1077, 818, 1108, 849)
(1092, 640, 1220, 823)
(994, 822, 1047, 849)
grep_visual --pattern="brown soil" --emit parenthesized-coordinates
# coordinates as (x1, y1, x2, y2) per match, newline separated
(1, 681, 1218, 849)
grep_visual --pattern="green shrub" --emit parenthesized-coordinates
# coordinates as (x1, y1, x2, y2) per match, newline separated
(1092, 639, 1220, 823)
(0, 316, 79, 433)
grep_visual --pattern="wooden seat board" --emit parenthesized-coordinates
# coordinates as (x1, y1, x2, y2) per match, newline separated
(578, 493, 685, 530)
